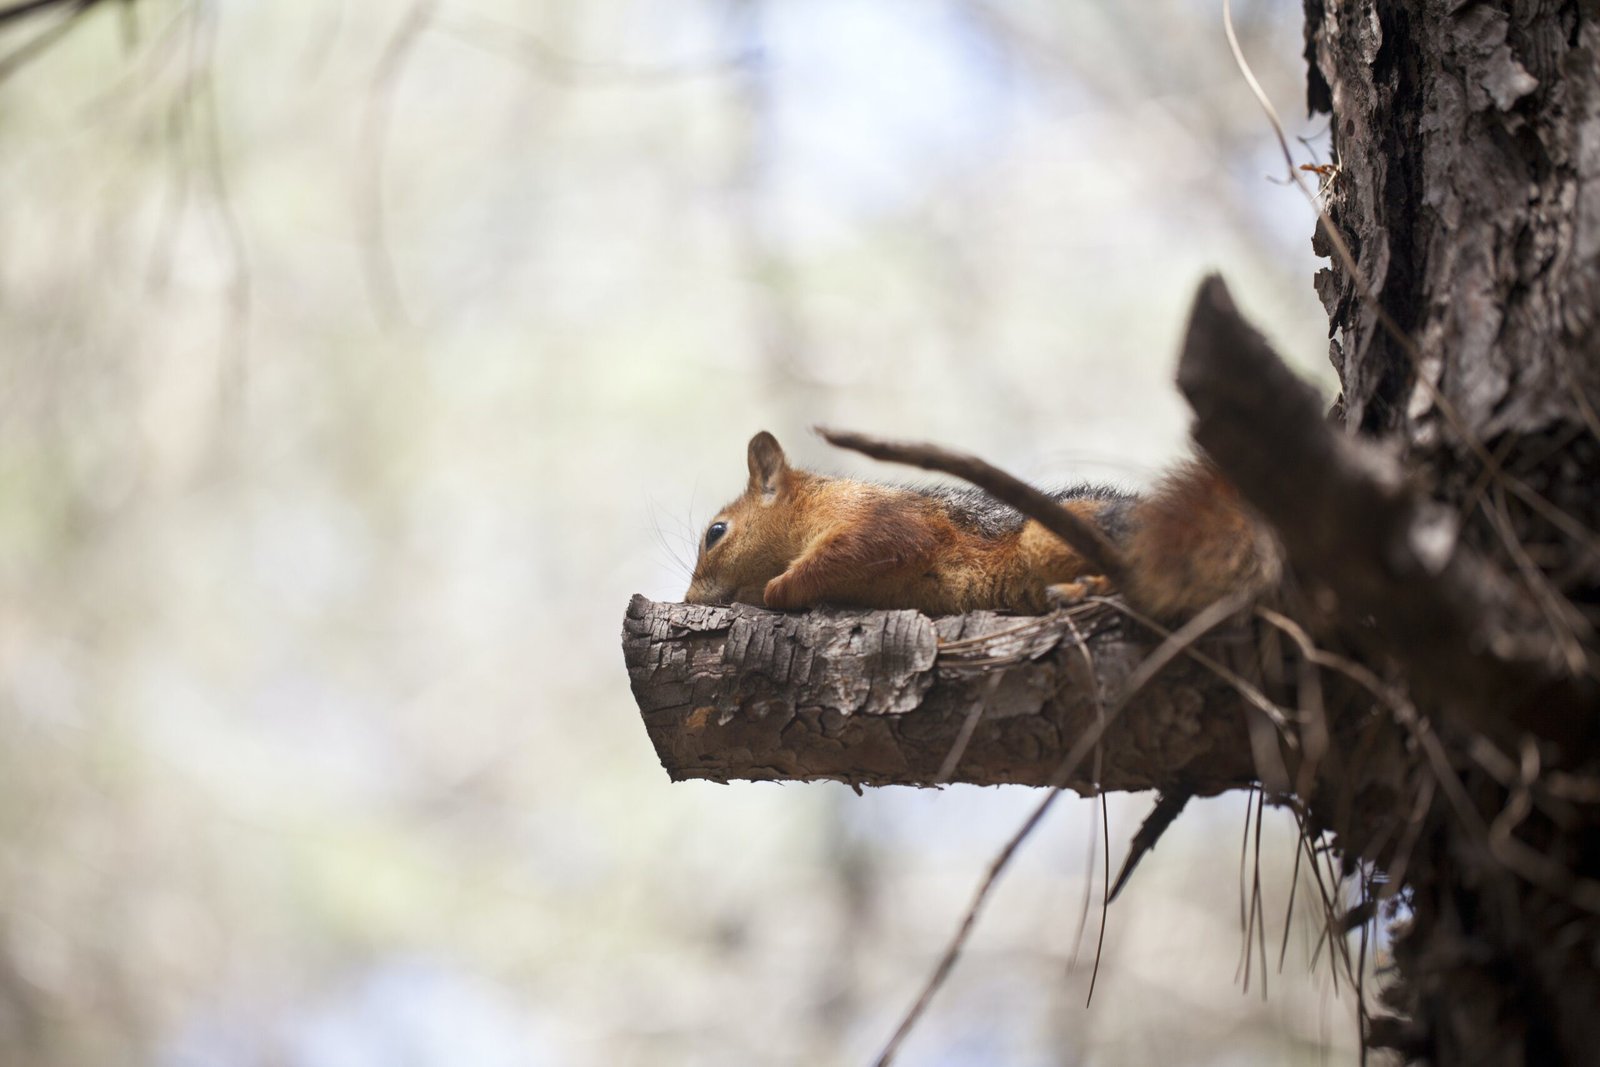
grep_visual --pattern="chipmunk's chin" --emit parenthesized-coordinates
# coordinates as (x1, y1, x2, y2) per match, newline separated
(684, 578, 777, 608)
(684, 579, 733, 606)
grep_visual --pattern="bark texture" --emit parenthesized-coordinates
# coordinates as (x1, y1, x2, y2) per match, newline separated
(1308, 0, 1600, 448)
(623, 595, 1260, 794)
(1305, 2, 1600, 1063)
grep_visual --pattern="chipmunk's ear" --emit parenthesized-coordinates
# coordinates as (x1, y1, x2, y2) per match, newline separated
(747, 431, 790, 498)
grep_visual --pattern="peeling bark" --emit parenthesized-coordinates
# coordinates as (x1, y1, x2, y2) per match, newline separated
(1310, 0, 1600, 455)
(622, 595, 1264, 794)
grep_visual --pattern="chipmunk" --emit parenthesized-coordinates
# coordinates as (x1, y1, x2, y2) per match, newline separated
(684, 431, 1275, 619)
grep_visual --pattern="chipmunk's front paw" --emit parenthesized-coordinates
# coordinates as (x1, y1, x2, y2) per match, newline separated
(763, 573, 806, 611)
(1046, 575, 1114, 608)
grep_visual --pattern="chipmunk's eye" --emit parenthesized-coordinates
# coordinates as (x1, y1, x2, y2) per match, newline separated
(704, 521, 728, 551)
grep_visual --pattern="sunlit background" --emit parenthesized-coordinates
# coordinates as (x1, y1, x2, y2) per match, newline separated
(0, 1, 1366, 1063)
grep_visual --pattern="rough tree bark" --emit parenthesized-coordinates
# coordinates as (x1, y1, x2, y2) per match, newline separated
(624, 596, 1264, 794)
(625, 2, 1600, 1063)
(1303, 3, 1600, 1064)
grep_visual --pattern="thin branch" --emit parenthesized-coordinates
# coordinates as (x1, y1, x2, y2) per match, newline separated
(1106, 790, 1191, 902)
(436, 10, 755, 86)
(1235, 786, 1255, 985)
(0, 0, 96, 82)
(1277, 816, 1303, 973)
(1088, 790, 1110, 1008)
(1252, 786, 1268, 1000)
(0, 0, 92, 25)
(146, 27, 195, 291)
(935, 673, 996, 783)
(1555, 345, 1600, 446)
(1481, 486, 1592, 676)
(1092, 593, 1294, 735)
(817, 427, 1127, 585)
(192, 0, 251, 409)
(872, 788, 1062, 1067)
(359, 0, 435, 331)
(1062, 610, 1113, 1008)
(1064, 610, 1104, 975)
(871, 591, 1249, 1063)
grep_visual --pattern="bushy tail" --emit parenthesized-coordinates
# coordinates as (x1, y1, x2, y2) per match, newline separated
(1120, 459, 1279, 618)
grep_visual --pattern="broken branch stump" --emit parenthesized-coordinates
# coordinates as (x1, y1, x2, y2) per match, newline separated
(622, 594, 1263, 794)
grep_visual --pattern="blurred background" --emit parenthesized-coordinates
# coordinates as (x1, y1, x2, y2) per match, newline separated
(0, 0, 1363, 1063)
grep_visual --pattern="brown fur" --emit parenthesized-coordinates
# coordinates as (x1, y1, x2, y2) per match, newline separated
(685, 433, 1273, 618)
(1119, 460, 1279, 617)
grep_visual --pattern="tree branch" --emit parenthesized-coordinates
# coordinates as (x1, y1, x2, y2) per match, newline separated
(622, 594, 1263, 794)
(1178, 275, 1596, 754)
(0, 0, 94, 27)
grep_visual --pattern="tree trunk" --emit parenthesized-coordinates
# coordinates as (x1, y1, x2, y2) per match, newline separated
(1305, 2, 1600, 1063)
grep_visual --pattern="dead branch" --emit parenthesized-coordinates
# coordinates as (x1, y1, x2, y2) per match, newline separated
(0, 0, 103, 81)
(872, 787, 1061, 1067)
(817, 427, 1127, 584)
(0, 0, 94, 29)
(1177, 275, 1597, 756)
(622, 594, 1264, 794)
(359, 0, 435, 331)
(1107, 789, 1191, 901)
